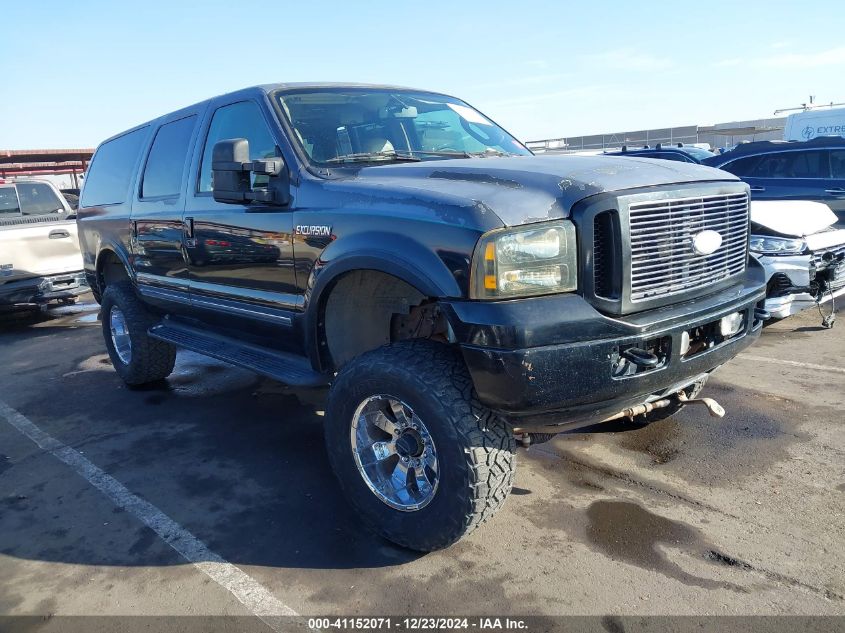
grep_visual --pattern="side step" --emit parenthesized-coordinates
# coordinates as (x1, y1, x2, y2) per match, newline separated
(149, 321, 330, 388)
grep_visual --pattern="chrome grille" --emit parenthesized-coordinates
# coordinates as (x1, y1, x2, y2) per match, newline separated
(628, 192, 749, 303)
(812, 243, 845, 269)
(813, 243, 845, 291)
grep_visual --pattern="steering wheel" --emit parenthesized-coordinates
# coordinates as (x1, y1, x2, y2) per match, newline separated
(459, 118, 505, 147)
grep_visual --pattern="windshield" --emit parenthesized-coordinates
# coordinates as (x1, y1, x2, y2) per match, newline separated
(683, 147, 716, 160)
(275, 88, 531, 165)
(0, 187, 21, 216)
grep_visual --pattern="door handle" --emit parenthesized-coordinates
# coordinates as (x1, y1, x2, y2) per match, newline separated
(48, 229, 70, 239)
(183, 217, 196, 248)
(749, 186, 766, 192)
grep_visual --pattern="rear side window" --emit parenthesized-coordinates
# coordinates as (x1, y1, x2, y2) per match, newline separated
(16, 182, 64, 215)
(719, 155, 762, 177)
(649, 152, 688, 162)
(81, 127, 148, 206)
(198, 101, 279, 193)
(0, 187, 20, 215)
(750, 151, 829, 179)
(141, 115, 197, 198)
(830, 150, 845, 179)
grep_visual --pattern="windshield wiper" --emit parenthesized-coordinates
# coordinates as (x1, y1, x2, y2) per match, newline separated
(402, 150, 473, 158)
(325, 151, 421, 164)
(402, 149, 515, 158)
(324, 148, 515, 164)
(468, 149, 514, 158)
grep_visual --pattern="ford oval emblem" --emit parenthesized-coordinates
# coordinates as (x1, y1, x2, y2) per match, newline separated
(692, 230, 722, 256)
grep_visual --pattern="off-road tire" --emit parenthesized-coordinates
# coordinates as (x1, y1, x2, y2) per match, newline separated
(325, 340, 515, 551)
(101, 281, 176, 386)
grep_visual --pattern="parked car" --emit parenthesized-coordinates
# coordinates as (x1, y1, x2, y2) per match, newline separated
(702, 137, 845, 223)
(77, 83, 766, 551)
(604, 143, 715, 163)
(749, 200, 845, 325)
(0, 179, 88, 310)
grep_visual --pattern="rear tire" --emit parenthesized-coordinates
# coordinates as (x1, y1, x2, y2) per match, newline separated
(324, 340, 515, 551)
(101, 281, 176, 386)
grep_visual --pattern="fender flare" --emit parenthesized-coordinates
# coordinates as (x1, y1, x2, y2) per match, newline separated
(302, 232, 465, 370)
(94, 242, 135, 292)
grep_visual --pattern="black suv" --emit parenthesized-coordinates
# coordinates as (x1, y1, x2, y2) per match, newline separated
(702, 137, 845, 223)
(604, 144, 715, 163)
(77, 83, 766, 550)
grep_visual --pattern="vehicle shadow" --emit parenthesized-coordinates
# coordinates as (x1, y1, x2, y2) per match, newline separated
(0, 313, 424, 572)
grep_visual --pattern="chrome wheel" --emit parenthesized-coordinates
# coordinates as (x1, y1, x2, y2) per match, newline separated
(109, 306, 132, 365)
(350, 395, 439, 511)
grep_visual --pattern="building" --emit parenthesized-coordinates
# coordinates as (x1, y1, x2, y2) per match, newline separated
(526, 117, 786, 153)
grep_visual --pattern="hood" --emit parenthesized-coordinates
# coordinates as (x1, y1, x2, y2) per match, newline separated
(337, 154, 737, 227)
(750, 200, 837, 237)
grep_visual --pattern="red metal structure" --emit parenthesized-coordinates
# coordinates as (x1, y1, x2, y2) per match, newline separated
(0, 149, 94, 187)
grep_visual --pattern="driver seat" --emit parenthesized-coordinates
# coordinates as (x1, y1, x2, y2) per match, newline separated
(361, 136, 395, 154)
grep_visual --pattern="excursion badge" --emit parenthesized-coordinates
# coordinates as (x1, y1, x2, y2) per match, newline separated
(295, 224, 332, 238)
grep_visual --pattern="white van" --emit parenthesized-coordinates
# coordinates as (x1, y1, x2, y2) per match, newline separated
(784, 107, 845, 141)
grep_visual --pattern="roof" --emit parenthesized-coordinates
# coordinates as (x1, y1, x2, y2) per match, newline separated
(95, 82, 445, 148)
(0, 148, 93, 177)
(720, 135, 844, 156)
(702, 135, 845, 167)
(256, 82, 424, 93)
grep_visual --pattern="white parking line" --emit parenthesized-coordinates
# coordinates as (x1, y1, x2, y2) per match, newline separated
(0, 400, 298, 630)
(739, 354, 845, 375)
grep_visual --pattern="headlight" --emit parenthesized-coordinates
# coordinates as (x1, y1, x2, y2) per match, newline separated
(749, 235, 806, 256)
(470, 221, 577, 299)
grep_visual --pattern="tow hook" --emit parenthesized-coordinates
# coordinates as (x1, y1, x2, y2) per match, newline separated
(677, 391, 725, 418)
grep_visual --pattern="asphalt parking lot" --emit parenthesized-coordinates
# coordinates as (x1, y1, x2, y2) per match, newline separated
(1, 295, 843, 625)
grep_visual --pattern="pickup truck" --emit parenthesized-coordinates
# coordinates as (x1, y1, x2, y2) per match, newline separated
(0, 179, 87, 309)
(77, 83, 767, 551)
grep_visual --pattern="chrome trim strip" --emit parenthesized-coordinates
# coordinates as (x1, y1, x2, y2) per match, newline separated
(190, 279, 303, 311)
(137, 285, 191, 304)
(135, 272, 302, 310)
(191, 296, 292, 326)
(135, 272, 190, 289)
(135, 272, 298, 325)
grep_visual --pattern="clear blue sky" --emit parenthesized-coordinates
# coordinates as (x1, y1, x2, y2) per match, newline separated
(2, 0, 842, 149)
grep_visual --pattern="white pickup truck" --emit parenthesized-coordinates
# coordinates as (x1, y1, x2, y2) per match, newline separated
(0, 179, 88, 309)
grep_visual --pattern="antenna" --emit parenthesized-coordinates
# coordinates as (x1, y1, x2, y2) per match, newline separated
(774, 96, 845, 115)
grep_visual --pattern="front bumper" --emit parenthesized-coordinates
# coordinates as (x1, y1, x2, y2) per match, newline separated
(0, 271, 88, 307)
(765, 286, 845, 320)
(756, 253, 845, 319)
(443, 261, 766, 425)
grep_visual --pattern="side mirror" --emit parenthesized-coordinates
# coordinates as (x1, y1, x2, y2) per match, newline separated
(211, 138, 288, 205)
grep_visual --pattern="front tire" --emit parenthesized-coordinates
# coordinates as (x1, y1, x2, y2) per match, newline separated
(101, 281, 176, 386)
(325, 340, 515, 551)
